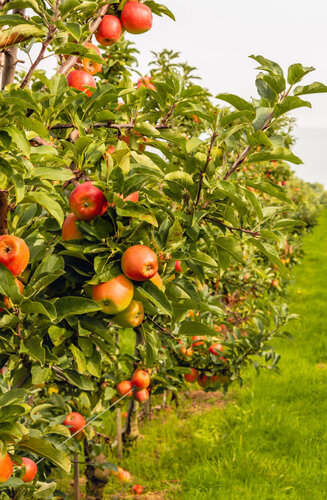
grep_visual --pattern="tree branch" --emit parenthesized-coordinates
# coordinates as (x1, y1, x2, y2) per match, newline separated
(0, 189, 8, 235)
(194, 131, 217, 207)
(204, 216, 260, 237)
(49, 121, 169, 131)
(223, 145, 251, 181)
(1, 45, 17, 88)
(20, 30, 55, 89)
(58, 4, 111, 75)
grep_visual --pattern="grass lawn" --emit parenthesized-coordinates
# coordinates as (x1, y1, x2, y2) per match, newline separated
(105, 209, 327, 499)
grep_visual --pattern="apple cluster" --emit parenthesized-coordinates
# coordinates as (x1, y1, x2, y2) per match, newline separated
(63, 181, 163, 329)
(66, 1, 153, 97)
(117, 369, 151, 404)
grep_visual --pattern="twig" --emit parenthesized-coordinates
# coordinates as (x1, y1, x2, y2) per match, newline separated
(194, 131, 217, 207)
(20, 29, 56, 89)
(204, 216, 260, 237)
(160, 102, 177, 126)
(146, 315, 177, 339)
(30, 136, 57, 148)
(58, 4, 111, 75)
(223, 145, 251, 181)
(49, 121, 169, 131)
(0, 189, 8, 235)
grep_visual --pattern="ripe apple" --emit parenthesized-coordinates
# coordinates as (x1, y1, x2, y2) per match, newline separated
(121, 245, 158, 281)
(114, 300, 144, 328)
(1, 278, 24, 311)
(175, 260, 182, 273)
(69, 181, 108, 221)
(93, 274, 134, 314)
(135, 388, 149, 403)
(117, 379, 133, 397)
(0, 235, 29, 277)
(197, 374, 208, 388)
(20, 457, 37, 483)
(118, 469, 132, 482)
(132, 484, 143, 494)
(121, 1, 153, 34)
(80, 42, 102, 75)
(150, 272, 163, 290)
(66, 70, 96, 97)
(62, 213, 83, 241)
(63, 412, 86, 436)
(95, 15, 122, 46)
(137, 76, 156, 91)
(131, 369, 150, 389)
(124, 191, 139, 203)
(107, 145, 115, 155)
(185, 347, 193, 357)
(209, 343, 223, 355)
(192, 336, 205, 347)
(0, 452, 13, 483)
(271, 278, 279, 288)
(184, 367, 198, 383)
(180, 346, 186, 355)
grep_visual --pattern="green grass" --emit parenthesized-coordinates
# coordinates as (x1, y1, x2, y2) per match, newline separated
(105, 209, 327, 499)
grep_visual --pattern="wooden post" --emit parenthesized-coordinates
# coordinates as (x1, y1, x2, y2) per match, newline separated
(73, 453, 80, 500)
(116, 407, 123, 461)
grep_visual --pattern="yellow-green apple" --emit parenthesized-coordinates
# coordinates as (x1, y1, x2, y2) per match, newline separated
(92, 274, 134, 314)
(113, 300, 144, 328)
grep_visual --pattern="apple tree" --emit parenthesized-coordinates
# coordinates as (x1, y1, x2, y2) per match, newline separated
(0, 0, 326, 497)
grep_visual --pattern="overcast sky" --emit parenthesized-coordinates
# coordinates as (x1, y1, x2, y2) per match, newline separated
(29, 0, 327, 186)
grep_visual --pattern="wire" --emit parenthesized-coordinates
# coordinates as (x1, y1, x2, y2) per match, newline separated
(35, 389, 133, 466)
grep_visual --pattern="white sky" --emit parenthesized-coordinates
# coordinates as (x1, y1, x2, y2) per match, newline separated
(28, 0, 327, 186)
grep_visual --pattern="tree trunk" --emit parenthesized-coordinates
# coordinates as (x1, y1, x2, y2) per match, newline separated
(84, 438, 110, 500)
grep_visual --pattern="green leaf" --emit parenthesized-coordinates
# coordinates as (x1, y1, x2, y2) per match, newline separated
(216, 93, 255, 115)
(186, 137, 202, 154)
(21, 299, 57, 320)
(216, 237, 243, 263)
(249, 55, 284, 76)
(248, 238, 289, 276)
(70, 344, 87, 373)
(137, 281, 172, 316)
(62, 369, 94, 391)
(245, 180, 291, 203)
(33, 167, 72, 181)
(287, 63, 315, 85)
(24, 192, 64, 226)
(189, 251, 217, 268)
(0, 126, 30, 157)
(247, 130, 273, 148)
(54, 297, 101, 320)
(20, 336, 45, 365)
(115, 197, 158, 226)
(18, 436, 71, 473)
(0, 389, 26, 407)
(134, 122, 160, 137)
(274, 96, 311, 118)
(0, 24, 44, 49)
(56, 43, 103, 64)
(0, 264, 22, 302)
(293, 81, 327, 96)
(164, 171, 194, 190)
(179, 321, 219, 337)
(246, 147, 303, 165)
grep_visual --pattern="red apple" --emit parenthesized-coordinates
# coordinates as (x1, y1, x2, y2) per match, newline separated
(184, 368, 198, 383)
(121, 1, 153, 34)
(131, 369, 150, 389)
(209, 343, 223, 355)
(0, 235, 29, 277)
(92, 274, 134, 314)
(118, 469, 132, 482)
(175, 260, 182, 273)
(0, 453, 13, 483)
(20, 457, 37, 483)
(137, 76, 156, 91)
(132, 484, 143, 494)
(69, 181, 108, 221)
(135, 388, 149, 403)
(121, 245, 158, 281)
(192, 336, 205, 347)
(63, 412, 86, 436)
(197, 374, 208, 388)
(117, 379, 133, 397)
(62, 213, 82, 241)
(95, 15, 122, 46)
(80, 42, 102, 75)
(124, 191, 139, 203)
(66, 70, 96, 97)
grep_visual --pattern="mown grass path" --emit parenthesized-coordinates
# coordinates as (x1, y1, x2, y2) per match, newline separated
(107, 210, 327, 500)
